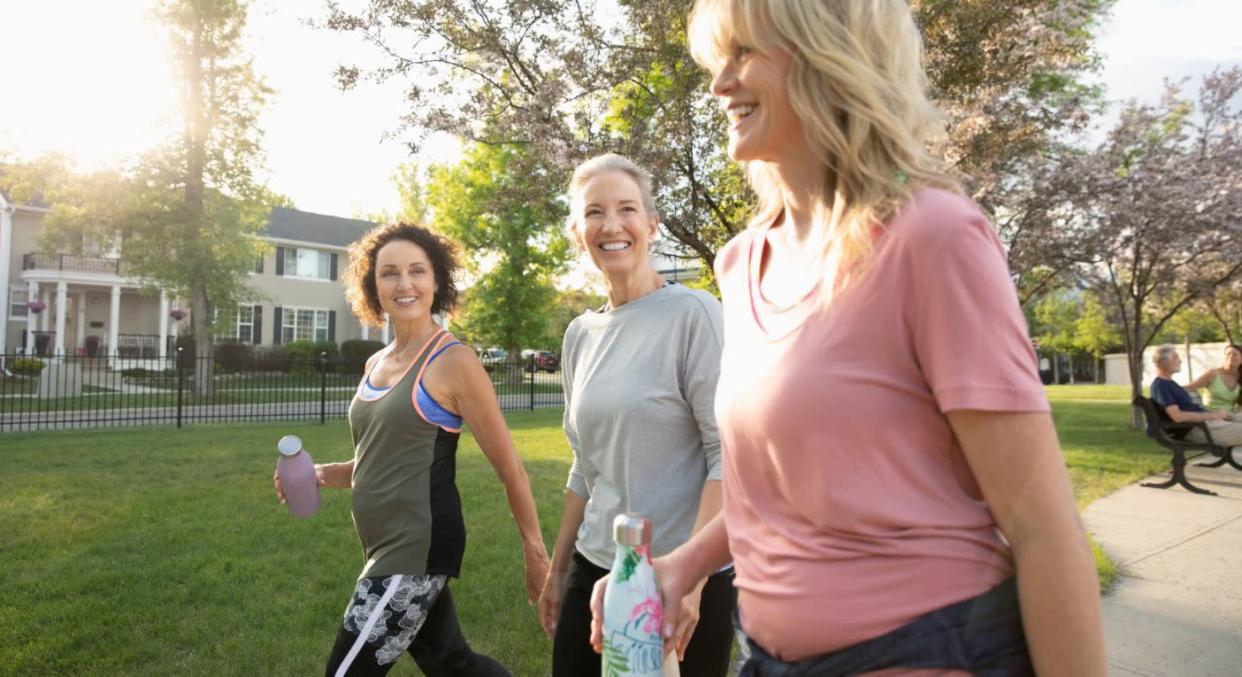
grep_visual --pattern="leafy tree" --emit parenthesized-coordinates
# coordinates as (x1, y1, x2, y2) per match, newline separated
(16, 0, 274, 396)
(1074, 70, 1242, 426)
(543, 287, 607, 350)
(323, 0, 1114, 277)
(1034, 289, 1082, 384)
(1073, 294, 1120, 383)
(425, 142, 572, 380)
(1202, 279, 1242, 344)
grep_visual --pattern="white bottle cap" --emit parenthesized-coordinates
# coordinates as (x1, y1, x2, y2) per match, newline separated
(277, 435, 303, 457)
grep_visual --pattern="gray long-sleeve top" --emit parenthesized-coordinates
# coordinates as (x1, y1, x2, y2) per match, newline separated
(561, 283, 724, 569)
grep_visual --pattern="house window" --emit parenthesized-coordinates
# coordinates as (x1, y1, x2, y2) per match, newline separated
(281, 307, 329, 343)
(214, 306, 255, 343)
(9, 287, 28, 319)
(282, 247, 332, 280)
(237, 305, 255, 343)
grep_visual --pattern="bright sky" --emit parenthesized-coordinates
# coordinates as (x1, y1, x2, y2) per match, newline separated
(2, 0, 1240, 219)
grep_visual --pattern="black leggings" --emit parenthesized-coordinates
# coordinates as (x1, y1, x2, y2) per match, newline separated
(552, 551, 736, 677)
(325, 575, 509, 677)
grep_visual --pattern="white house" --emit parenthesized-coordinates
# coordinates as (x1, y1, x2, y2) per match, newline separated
(1, 193, 384, 364)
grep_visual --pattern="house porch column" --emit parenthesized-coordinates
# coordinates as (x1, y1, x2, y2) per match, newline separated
(54, 281, 67, 357)
(26, 283, 38, 353)
(109, 286, 121, 358)
(159, 290, 169, 360)
(76, 291, 87, 351)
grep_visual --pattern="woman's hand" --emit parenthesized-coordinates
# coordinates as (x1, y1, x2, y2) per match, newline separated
(272, 464, 326, 504)
(523, 545, 551, 606)
(538, 570, 564, 638)
(669, 581, 704, 661)
(589, 553, 693, 656)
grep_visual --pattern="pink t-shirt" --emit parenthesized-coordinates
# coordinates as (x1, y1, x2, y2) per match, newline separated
(714, 188, 1049, 661)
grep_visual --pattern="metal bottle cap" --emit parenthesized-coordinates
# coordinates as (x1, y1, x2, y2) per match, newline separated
(277, 435, 303, 457)
(613, 513, 653, 547)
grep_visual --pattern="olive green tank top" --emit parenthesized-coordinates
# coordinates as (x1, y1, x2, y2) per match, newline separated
(1203, 371, 1240, 412)
(347, 331, 466, 579)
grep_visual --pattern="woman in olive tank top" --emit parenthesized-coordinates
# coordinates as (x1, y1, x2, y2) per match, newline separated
(1186, 344, 1242, 418)
(275, 223, 549, 676)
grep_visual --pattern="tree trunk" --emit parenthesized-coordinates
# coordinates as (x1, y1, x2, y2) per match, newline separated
(1052, 352, 1061, 384)
(1184, 335, 1193, 381)
(1128, 324, 1145, 430)
(186, 17, 212, 398)
(1068, 353, 1076, 384)
(191, 280, 214, 397)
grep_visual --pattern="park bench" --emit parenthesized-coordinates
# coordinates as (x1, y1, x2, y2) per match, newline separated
(1132, 395, 1237, 496)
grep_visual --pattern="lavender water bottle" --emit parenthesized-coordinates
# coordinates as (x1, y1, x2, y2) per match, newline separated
(276, 435, 319, 518)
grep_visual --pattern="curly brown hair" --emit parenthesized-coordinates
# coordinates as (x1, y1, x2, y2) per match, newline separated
(343, 222, 461, 327)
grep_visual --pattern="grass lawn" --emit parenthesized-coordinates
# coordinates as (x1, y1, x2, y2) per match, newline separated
(1, 385, 1166, 675)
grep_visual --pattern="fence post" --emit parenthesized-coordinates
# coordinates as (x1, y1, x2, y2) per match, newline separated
(176, 346, 184, 429)
(319, 351, 327, 424)
(528, 357, 535, 411)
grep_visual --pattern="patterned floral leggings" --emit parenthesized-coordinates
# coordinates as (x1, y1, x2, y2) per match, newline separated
(325, 574, 510, 677)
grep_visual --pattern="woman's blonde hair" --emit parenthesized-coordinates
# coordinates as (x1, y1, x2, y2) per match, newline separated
(688, 0, 958, 301)
(565, 153, 659, 242)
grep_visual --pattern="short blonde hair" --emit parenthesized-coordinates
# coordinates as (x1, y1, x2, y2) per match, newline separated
(688, 0, 957, 303)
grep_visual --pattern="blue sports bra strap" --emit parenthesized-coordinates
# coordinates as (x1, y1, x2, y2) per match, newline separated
(427, 340, 462, 365)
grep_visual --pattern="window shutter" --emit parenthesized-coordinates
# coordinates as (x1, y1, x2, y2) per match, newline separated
(330, 253, 338, 281)
(328, 310, 337, 342)
(273, 306, 283, 345)
(252, 305, 263, 344)
(275, 247, 284, 276)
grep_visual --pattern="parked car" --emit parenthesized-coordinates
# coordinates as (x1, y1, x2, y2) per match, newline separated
(478, 348, 508, 372)
(530, 350, 559, 373)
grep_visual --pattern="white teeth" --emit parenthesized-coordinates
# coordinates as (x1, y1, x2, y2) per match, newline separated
(600, 242, 631, 251)
(728, 105, 756, 121)
(395, 296, 418, 303)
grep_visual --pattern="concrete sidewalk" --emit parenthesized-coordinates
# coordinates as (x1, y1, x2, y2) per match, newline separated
(1083, 457, 1242, 676)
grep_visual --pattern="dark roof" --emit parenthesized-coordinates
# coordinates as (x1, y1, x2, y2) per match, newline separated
(262, 207, 376, 248)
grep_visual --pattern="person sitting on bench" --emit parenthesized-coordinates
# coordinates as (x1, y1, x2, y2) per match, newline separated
(1183, 343, 1242, 420)
(1150, 345, 1242, 449)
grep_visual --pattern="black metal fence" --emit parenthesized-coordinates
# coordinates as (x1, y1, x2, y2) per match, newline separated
(0, 351, 563, 432)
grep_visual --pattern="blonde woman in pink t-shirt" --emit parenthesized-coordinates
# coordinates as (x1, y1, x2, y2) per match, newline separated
(589, 1, 1107, 675)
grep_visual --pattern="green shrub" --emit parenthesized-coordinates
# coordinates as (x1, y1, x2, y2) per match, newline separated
(340, 339, 385, 374)
(284, 340, 338, 374)
(10, 357, 45, 376)
(120, 367, 158, 379)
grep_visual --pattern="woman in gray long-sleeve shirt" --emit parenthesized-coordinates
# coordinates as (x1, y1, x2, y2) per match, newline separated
(537, 153, 735, 677)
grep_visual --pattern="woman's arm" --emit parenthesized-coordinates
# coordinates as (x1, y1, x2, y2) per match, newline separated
(539, 489, 588, 637)
(666, 479, 722, 658)
(947, 409, 1107, 676)
(1185, 368, 1217, 391)
(433, 346, 550, 603)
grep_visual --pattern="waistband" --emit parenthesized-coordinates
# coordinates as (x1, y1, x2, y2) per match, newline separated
(737, 577, 1032, 677)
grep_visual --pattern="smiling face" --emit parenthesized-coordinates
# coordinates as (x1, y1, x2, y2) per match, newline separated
(374, 239, 438, 324)
(710, 44, 807, 163)
(572, 170, 658, 278)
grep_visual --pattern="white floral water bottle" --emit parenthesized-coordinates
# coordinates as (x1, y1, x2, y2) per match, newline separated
(276, 434, 319, 518)
(602, 514, 679, 677)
